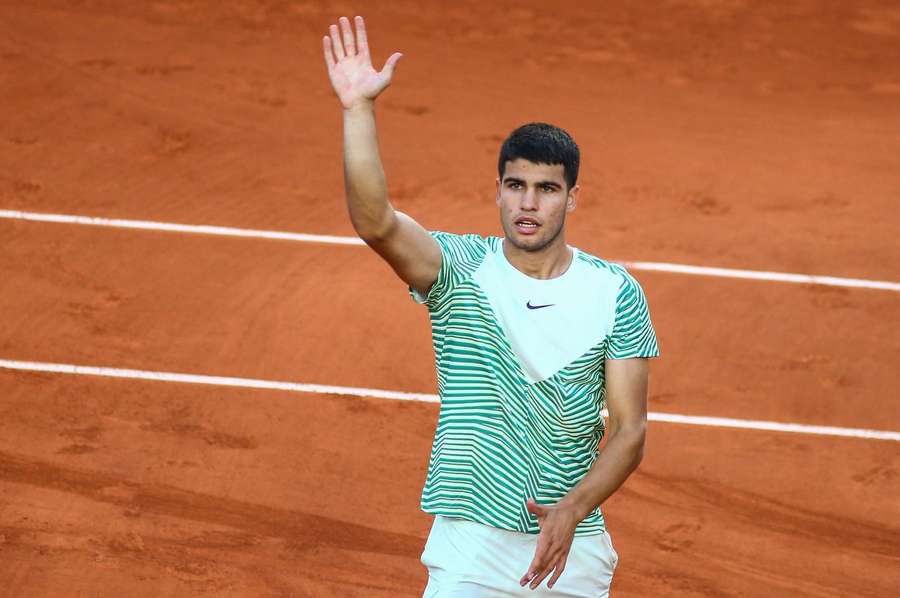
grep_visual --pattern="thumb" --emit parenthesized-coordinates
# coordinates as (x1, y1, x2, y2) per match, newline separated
(526, 498, 547, 516)
(380, 52, 403, 79)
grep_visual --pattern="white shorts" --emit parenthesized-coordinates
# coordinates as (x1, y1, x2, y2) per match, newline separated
(420, 515, 618, 597)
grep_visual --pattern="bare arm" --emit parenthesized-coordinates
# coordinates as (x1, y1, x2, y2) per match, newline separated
(559, 357, 649, 517)
(521, 357, 649, 590)
(323, 16, 441, 296)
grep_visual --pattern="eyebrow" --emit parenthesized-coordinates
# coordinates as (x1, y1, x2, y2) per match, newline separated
(503, 177, 562, 190)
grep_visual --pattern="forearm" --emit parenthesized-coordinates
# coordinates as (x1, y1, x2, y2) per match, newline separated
(557, 422, 646, 521)
(342, 102, 396, 240)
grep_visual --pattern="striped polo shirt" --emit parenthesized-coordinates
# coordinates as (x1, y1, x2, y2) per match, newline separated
(411, 232, 659, 536)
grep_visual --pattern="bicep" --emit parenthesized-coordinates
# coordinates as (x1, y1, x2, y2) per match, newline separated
(365, 210, 441, 296)
(604, 357, 650, 431)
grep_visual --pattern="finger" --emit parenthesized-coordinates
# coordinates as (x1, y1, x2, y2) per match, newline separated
(339, 16, 356, 56)
(520, 545, 547, 586)
(528, 564, 553, 590)
(329, 24, 345, 60)
(529, 556, 561, 590)
(379, 52, 402, 79)
(322, 36, 336, 70)
(520, 558, 540, 586)
(354, 15, 369, 55)
(546, 554, 569, 590)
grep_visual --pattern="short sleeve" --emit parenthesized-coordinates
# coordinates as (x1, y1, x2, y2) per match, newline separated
(607, 271, 660, 359)
(409, 232, 488, 307)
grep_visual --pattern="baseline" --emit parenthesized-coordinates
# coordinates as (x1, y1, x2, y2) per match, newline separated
(1, 358, 897, 442)
(2, 209, 898, 291)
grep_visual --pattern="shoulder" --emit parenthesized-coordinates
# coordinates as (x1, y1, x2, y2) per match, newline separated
(430, 231, 495, 250)
(573, 248, 638, 290)
(426, 232, 502, 292)
(429, 231, 499, 262)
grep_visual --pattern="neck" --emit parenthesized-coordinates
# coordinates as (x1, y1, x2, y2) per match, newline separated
(502, 236, 573, 280)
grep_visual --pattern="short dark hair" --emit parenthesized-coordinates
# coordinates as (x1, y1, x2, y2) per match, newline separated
(498, 122, 580, 189)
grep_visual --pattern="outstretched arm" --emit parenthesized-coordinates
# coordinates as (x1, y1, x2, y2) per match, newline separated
(323, 16, 441, 296)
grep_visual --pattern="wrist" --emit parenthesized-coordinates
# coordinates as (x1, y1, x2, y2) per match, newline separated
(557, 492, 594, 523)
(343, 99, 375, 114)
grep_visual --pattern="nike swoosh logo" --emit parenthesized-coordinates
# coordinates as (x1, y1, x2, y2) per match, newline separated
(526, 301, 555, 310)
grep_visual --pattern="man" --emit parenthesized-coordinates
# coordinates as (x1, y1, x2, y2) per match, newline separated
(323, 16, 659, 597)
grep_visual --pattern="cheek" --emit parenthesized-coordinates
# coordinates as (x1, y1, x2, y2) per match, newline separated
(549, 199, 568, 218)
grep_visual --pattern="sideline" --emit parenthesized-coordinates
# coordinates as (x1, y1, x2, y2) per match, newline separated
(2, 358, 898, 442)
(2, 209, 898, 291)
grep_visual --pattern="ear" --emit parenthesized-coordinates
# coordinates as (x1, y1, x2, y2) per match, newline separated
(495, 177, 502, 207)
(566, 184, 579, 213)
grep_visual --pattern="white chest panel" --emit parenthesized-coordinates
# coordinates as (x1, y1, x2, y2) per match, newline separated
(471, 243, 620, 383)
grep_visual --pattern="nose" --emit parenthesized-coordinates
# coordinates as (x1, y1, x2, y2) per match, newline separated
(520, 187, 538, 211)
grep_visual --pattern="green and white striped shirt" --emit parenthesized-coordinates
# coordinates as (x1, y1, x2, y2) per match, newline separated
(411, 232, 659, 536)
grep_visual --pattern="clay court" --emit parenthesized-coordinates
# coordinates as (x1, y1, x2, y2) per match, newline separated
(1, 1, 899, 596)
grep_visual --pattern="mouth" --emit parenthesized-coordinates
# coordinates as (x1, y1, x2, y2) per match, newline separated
(514, 216, 541, 235)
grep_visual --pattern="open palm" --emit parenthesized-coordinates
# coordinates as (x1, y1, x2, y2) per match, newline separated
(323, 16, 402, 109)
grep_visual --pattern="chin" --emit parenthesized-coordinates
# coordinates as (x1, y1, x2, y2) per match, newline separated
(508, 232, 548, 252)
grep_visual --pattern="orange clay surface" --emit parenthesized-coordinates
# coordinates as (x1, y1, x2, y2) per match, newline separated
(1, 1, 899, 596)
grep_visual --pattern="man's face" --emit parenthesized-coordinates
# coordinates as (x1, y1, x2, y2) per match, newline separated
(496, 159, 578, 252)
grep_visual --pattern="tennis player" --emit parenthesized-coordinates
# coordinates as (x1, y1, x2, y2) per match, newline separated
(323, 16, 659, 597)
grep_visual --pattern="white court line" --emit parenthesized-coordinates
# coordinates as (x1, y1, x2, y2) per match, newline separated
(620, 261, 900, 292)
(2, 358, 898, 442)
(2, 209, 898, 291)
(0, 209, 365, 246)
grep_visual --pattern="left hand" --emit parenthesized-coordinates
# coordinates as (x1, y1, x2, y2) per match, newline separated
(520, 498, 581, 590)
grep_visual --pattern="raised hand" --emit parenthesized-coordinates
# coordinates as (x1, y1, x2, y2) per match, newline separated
(323, 16, 402, 110)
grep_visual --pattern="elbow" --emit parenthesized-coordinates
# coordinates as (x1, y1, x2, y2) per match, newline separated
(633, 442, 645, 469)
(620, 420, 647, 469)
(355, 211, 397, 244)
